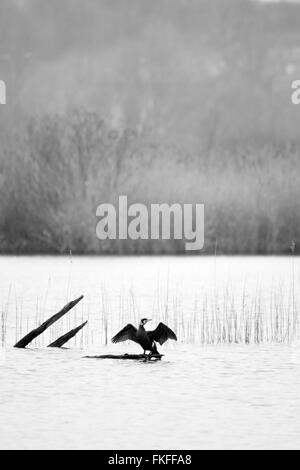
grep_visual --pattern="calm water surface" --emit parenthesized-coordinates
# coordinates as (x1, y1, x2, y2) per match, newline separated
(1, 256, 300, 449)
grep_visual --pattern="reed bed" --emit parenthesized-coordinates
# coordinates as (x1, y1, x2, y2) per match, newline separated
(1, 275, 299, 348)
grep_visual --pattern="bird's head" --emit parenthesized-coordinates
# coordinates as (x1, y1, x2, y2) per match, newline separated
(140, 318, 151, 326)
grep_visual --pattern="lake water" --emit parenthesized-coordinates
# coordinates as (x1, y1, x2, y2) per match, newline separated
(1, 256, 300, 450)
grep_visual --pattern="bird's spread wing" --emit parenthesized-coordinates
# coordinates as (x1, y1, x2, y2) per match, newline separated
(148, 323, 177, 345)
(111, 324, 138, 343)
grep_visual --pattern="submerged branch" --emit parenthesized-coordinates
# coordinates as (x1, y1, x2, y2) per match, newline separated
(14, 295, 84, 348)
(47, 320, 88, 348)
(84, 353, 163, 361)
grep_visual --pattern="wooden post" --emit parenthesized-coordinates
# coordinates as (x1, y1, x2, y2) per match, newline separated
(14, 295, 84, 348)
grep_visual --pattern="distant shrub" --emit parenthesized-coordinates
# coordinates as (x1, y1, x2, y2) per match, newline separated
(0, 109, 299, 254)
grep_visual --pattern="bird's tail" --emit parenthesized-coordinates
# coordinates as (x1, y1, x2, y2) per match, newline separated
(151, 342, 159, 355)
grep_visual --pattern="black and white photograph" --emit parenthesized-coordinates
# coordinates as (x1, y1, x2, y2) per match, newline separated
(1, 0, 300, 453)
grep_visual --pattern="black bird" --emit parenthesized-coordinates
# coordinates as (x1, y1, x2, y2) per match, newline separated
(111, 318, 177, 355)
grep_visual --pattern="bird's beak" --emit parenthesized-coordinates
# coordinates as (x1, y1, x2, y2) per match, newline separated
(147, 319, 152, 323)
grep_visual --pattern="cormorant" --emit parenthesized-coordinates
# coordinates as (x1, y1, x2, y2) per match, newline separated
(111, 318, 177, 355)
